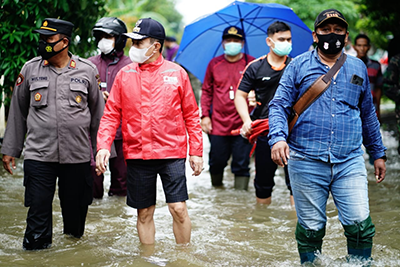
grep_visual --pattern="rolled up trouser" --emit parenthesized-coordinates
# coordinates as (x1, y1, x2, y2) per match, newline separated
(343, 215, 375, 259)
(295, 222, 326, 264)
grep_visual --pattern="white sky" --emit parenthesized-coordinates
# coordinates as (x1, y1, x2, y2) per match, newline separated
(176, 0, 241, 26)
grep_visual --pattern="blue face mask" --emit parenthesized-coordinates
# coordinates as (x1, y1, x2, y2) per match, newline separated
(224, 42, 243, 56)
(269, 38, 292, 56)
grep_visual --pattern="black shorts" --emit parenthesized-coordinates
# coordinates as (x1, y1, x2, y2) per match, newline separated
(126, 158, 188, 209)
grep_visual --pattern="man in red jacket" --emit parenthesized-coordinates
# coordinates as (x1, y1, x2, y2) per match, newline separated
(201, 26, 254, 190)
(95, 18, 203, 245)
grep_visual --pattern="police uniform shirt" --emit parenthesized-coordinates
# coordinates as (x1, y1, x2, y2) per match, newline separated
(1, 53, 104, 164)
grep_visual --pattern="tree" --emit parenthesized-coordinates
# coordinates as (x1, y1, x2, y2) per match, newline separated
(357, 0, 400, 56)
(105, 0, 183, 38)
(0, 0, 107, 111)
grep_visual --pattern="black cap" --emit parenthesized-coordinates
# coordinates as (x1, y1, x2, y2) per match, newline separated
(314, 9, 348, 30)
(33, 18, 74, 37)
(222, 26, 244, 40)
(124, 18, 165, 40)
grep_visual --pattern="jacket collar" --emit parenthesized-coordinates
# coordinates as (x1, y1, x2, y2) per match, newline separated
(139, 54, 164, 71)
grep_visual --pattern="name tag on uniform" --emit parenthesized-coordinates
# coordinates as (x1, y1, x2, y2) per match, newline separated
(100, 82, 107, 89)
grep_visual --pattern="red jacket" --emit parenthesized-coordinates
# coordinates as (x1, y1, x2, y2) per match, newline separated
(201, 54, 255, 135)
(97, 55, 203, 160)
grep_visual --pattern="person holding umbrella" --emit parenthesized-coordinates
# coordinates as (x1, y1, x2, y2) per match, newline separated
(235, 21, 293, 205)
(200, 26, 255, 189)
(268, 9, 386, 264)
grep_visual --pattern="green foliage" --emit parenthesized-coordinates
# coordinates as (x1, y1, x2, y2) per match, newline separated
(0, 0, 107, 109)
(357, 0, 400, 51)
(106, 0, 183, 38)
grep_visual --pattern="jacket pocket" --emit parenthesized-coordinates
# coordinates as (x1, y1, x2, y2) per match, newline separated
(69, 83, 88, 109)
(29, 81, 49, 108)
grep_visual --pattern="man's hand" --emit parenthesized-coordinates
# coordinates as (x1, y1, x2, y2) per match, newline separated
(189, 155, 203, 176)
(374, 159, 386, 183)
(2, 155, 16, 175)
(271, 141, 290, 167)
(95, 149, 110, 176)
(240, 120, 252, 138)
(102, 91, 109, 101)
(200, 117, 212, 134)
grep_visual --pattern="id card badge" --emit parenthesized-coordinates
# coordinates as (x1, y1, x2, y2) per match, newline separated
(229, 86, 234, 100)
(100, 82, 107, 90)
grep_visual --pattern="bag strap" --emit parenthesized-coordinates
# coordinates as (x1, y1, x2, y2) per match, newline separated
(293, 53, 347, 117)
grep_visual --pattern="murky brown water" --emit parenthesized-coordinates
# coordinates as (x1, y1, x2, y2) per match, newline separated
(0, 112, 399, 266)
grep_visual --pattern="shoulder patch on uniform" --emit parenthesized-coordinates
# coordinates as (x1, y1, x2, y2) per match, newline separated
(16, 73, 24, 86)
(160, 68, 179, 74)
(95, 74, 101, 90)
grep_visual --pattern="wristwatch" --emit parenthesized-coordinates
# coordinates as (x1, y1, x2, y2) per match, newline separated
(378, 155, 387, 162)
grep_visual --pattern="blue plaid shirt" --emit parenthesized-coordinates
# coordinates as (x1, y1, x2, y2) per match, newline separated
(268, 49, 386, 163)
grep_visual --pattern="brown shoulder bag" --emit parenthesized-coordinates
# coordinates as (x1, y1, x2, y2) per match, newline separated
(288, 53, 347, 133)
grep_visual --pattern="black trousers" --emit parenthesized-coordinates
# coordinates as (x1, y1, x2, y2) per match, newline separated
(22, 160, 92, 250)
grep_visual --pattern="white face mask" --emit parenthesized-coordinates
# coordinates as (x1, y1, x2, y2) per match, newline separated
(129, 44, 155, 64)
(98, 38, 115, 55)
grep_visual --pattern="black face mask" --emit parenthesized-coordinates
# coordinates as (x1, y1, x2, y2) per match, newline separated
(38, 38, 68, 60)
(316, 33, 346, 55)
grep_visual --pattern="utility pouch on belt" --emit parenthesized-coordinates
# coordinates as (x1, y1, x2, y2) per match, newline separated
(288, 53, 347, 133)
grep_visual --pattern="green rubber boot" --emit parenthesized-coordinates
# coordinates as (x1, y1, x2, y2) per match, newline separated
(211, 173, 223, 186)
(295, 222, 326, 264)
(234, 176, 250, 190)
(343, 216, 375, 262)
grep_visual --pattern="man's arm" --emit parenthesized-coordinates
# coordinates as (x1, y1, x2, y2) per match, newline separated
(268, 62, 298, 165)
(200, 61, 214, 134)
(87, 66, 105, 154)
(234, 90, 252, 136)
(1, 64, 31, 173)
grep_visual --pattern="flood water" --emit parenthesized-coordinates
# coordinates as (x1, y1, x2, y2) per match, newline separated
(0, 110, 399, 267)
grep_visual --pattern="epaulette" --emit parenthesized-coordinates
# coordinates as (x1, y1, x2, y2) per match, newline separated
(77, 56, 98, 71)
(24, 56, 43, 66)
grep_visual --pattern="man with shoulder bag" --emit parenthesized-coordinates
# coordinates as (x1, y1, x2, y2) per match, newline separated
(268, 9, 386, 264)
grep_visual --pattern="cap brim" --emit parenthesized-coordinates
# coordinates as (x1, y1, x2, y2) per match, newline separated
(33, 29, 57, 35)
(123, 32, 148, 40)
(223, 34, 244, 40)
(315, 17, 348, 29)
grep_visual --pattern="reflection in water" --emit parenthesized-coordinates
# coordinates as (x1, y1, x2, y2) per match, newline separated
(0, 115, 399, 266)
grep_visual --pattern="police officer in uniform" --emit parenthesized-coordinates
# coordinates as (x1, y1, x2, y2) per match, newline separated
(89, 17, 131, 198)
(1, 18, 104, 250)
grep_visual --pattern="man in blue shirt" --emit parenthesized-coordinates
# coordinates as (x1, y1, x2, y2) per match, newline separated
(268, 9, 386, 264)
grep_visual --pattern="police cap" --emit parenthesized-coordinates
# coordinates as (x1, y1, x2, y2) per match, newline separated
(33, 18, 74, 37)
(222, 26, 245, 40)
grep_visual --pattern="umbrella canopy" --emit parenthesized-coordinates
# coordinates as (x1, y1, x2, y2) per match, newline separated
(175, 1, 313, 82)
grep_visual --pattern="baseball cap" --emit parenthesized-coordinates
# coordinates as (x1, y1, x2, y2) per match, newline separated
(33, 18, 74, 37)
(124, 18, 165, 40)
(314, 9, 348, 30)
(222, 26, 245, 40)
